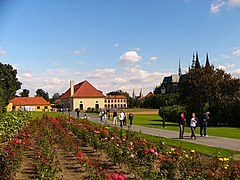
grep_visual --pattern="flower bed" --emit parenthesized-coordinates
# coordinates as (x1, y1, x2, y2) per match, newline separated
(0, 114, 239, 179)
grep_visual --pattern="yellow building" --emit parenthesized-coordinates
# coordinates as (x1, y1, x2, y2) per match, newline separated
(60, 80, 105, 111)
(104, 95, 127, 109)
(7, 97, 51, 112)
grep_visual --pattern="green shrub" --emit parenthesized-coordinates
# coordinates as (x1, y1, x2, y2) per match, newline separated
(160, 105, 186, 123)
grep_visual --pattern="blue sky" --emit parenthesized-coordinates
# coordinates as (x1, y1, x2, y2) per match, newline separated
(0, 0, 240, 97)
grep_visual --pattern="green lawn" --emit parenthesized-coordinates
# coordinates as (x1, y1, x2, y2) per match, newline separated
(30, 111, 68, 118)
(129, 114, 240, 139)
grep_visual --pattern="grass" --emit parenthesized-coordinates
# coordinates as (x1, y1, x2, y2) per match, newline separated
(30, 111, 68, 118)
(130, 114, 240, 139)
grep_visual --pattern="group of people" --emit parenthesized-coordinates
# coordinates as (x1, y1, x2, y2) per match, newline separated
(179, 111, 210, 139)
(99, 109, 134, 128)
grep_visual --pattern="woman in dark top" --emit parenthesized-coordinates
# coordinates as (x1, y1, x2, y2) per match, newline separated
(179, 112, 186, 139)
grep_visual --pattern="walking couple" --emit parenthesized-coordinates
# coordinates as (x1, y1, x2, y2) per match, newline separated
(179, 112, 198, 139)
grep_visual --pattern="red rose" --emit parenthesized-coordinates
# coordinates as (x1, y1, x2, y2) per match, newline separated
(105, 174, 111, 179)
(112, 173, 119, 179)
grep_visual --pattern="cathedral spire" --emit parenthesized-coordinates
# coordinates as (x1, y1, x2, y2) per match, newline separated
(132, 88, 135, 98)
(178, 59, 182, 76)
(195, 51, 201, 69)
(139, 88, 143, 98)
(191, 51, 195, 69)
(205, 52, 210, 68)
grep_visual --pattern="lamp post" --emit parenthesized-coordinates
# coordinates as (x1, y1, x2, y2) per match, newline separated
(161, 86, 166, 128)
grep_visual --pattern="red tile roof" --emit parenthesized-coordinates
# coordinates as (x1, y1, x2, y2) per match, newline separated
(10, 97, 50, 106)
(105, 95, 127, 99)
(53, 99, 60, 104)
(60, 80, 105, 99)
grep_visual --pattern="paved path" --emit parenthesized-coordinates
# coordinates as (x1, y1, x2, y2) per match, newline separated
(68, 112, 240, 152)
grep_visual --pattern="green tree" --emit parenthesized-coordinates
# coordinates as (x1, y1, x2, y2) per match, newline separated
(19, 89, 29, 97)
(179, 66, 240, 126)
(35, 89, 49, 102)
(0, 62, 22, 110)
(50, 92, 60, 103)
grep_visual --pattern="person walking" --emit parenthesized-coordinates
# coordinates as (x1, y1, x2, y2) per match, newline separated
(99, 109, 105, 122)
(128, 112, 134, 126)
(190, 113, 198, 139)
(179, 112, 186, 139)
(112, 110, 118, 126)
(76, 108, 80, 118)
(200, 112, 210, 137)
(123, 111, 127, 126)
(118, 110, 125, 128)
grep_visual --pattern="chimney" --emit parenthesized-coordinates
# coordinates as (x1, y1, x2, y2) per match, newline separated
(70, 80, 74, 97)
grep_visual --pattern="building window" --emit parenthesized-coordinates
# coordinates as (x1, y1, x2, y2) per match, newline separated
(105, 100, 107, 103)
(80, 101, 82, 103)
(124, 99, 126, 102)
(96, 101, 98, 103)
(118, 100, 120, 102)
(111, 100, 113, 103)
(44, 106, 48, 109)
(121, 99, 123, 102)
(108, 100, 110, 103)
(37, 106, 40, 109)
(114, 100, 116, 102)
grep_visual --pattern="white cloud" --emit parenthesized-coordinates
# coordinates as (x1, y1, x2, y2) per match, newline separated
(233, 49, 240, 56)
(50, 59, 59, 66)
(150, 56, 158, 61)
(217, 65, 227, 70)
(119, 51, 142, 64)
(232, 68, 240, 74)
(211, 0, 240, 13)
(229, 0, 240, 6)
(87, 68, 116, 79)
(113, 77, 128, 83)
(73, 48, 86, 55)
(133, 47, 141, 51)
(211, 1, 225, 13)
(220, 54, 230, 59)
(114, 43, 119, 47)
(0, 47, 6, 56)
(21, 73, 32, 78)
(227, 63, 237, 68)
(16, 64, 172, 98)
(217, 63, 237, 71)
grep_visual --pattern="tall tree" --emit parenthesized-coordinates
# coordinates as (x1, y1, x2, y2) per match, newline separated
(50, 92, 60, 103)
(179, 65, 240, 126)
(0, 62, 22, 110)
(19, 89, 29, 97)
(35, 89, 49, 102)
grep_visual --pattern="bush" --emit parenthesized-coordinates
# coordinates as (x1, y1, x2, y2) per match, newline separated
(159, 105, 186, 123)
(86, 107, 95, 113)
